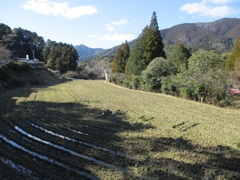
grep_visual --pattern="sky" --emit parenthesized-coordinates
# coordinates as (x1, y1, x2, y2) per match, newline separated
(1, 0, 240, 49)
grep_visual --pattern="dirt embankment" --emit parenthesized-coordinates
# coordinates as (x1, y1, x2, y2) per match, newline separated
(0, 67, 60, 91)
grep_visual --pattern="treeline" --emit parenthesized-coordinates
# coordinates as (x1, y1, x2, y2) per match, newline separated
(0, 24, 78, 74)
(110, 12, 240, 106)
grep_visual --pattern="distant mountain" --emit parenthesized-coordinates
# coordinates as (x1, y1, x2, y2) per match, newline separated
(75, 18, 240, 61)
(161, 18, 240, 52)
(74, 44, 105, 61)
(75, 40, 137, 62)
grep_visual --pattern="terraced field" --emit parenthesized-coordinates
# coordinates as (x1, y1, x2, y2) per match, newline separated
(0, 80, 240, 179)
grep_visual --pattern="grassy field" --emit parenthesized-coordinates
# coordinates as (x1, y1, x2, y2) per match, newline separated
(0, 80, 240, 179)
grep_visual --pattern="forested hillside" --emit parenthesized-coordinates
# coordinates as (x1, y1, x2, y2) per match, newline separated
(161, 18, 240, 52)
(0, 24, 79, 74)
(109, 12, 240, 107)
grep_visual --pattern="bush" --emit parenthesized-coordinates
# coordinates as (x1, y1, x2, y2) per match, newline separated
(61, 71, 79, 79)
(109, 73, 126, 85)
(129, 76, 141, 90)
(7, 61, 32, 71)
(161, 76, 178, 96)
(180, 87, 193, 99)
(0, 64, 11, 80)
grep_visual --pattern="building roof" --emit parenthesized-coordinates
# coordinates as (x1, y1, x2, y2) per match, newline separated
(228, 88, 240, 95)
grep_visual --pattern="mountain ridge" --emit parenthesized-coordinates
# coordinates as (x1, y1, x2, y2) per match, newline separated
(74, 44, 105, 61)
(75, 17, 240, 61)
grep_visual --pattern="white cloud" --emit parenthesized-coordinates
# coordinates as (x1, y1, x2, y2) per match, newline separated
(105, 24, 115, 31)
(180, 0, 239, 17)
(110, 19, 129, 26)
(203, 0, 237, 4)
(88, 33, 134, 42)
(21, 0, 98, 19)
(105, 19, 129, 31)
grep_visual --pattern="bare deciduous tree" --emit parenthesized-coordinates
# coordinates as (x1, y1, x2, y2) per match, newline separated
(0, 45, 11, 63)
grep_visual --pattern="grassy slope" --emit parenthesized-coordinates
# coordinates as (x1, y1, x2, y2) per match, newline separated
(63, 80, 240, 148)
(0, 80, 240, 179)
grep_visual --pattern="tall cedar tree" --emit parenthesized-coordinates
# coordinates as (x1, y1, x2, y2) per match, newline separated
(112, 41, 130, 73)
(127, 12, 165, 76)
(225, 37, 240, 70)
(144, 11, 166, 64)
(126, 26, 148, 75)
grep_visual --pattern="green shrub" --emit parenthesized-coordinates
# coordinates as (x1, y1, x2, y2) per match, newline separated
(180, 87, 193, 99)
(7, 61, 32, 71)
(109, 73, 126, 85)
(0, 64, 11, 80)
(129, 76, 141, 90)
(161, 76, 178, 96)
(61, 71, 79, 79)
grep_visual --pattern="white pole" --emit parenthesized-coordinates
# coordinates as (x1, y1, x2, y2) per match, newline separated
(104, 70, 108, 82)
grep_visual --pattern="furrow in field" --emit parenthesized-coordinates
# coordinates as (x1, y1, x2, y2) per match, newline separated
(30, 123, 135, 159)
(1, 115, 153, 179)
(0, 133, 97, 180)
(12, 115, 148, 169)
(0, 156, 39, 179)
(25, 109, 131, 141)
(14, 125, 152, 179)
(0, 119, 100, 177)
(0, 118, 98, 179)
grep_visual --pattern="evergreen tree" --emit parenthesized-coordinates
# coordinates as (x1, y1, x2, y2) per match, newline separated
(112, 41, 130, 73)
(45, 42, 78, 74)
(225, 37, 240, 70)
(143, 11, 166, 64)
(126, 12, 165, 76)
(167, 43, 191, 74)
(126, 26, 148, 75)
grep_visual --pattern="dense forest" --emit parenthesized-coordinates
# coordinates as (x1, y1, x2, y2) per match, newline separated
(110, 12, 240, 107)
(0, 24, 78, 74)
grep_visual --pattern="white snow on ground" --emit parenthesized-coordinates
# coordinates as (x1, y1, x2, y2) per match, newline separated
(0, 156, 38, 178)
(0, 134, 97, 179)
(14, 126, 151, 179)
(31, 123, 134, 159)
(68, 128, 89, 136)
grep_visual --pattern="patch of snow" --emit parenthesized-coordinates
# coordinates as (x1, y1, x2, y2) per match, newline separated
(14, 126, 148, 179)
(69, 128, 89, 136)
(31, 123, 133, 159)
